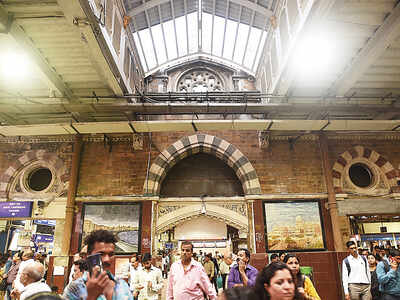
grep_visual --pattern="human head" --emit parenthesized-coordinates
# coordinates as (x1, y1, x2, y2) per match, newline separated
(12, 253, 20, 263)
(279, 252, 286, 261)
(21, 261, 45, 286)
(24, 292, 63, 300)
(283, 254, 300, 276)
(84, 230, 117, 272)
(22, 250, 34, 261)
(389, 248, 400, 264)
(225, 253, 233, 265)
(361, 249, 369, 257)
(367, 253, 377, 267)
(73, 259, 88, 280)
(254, 262, 296, 300)
(237, 248, 250, 264)
(270, 254, 279, 263)
(218, 286, 260, 300)
(346, 241, 358, 257)
(142, 253, 152, 270)
(130, 256, 139, 269)
(204, 253, 212, 262)
(180, 241, 193, 264)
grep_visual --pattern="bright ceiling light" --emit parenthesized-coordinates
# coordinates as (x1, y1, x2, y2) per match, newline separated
(0, 51, 31, 80)
(292, 33, 335, 79)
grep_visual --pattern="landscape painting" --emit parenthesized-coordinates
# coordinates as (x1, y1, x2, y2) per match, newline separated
(264, 201, 325, 251)
(82, 203, 141, 253)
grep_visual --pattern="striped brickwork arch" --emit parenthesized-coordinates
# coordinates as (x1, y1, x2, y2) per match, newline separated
(144, 134, 262, 195)
(332, 146, 397, 193)
(0, 150, 69, 198)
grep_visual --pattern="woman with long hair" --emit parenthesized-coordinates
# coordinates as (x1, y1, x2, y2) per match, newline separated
(253, 262, 298, 300)
(283, 254, 320, 300)
(367, 253, 380, 300)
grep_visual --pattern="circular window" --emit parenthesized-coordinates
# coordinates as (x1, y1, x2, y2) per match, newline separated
(27, 168, 52, 191)
(349, 163, 373, 188)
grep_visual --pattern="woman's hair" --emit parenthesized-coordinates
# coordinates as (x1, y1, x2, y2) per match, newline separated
(367, 253, 379, 264)
(25, 292, 63, 300)
(223, 287, 260, 300)
(282, 254, 303, 284)
(254, 262, 298, 300)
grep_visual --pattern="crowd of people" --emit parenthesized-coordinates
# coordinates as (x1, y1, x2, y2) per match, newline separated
(2, 230, 399, 300)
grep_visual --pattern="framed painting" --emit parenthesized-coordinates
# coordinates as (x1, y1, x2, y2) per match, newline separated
(81, 202, 142, 254)
(263, 200, 326, 252)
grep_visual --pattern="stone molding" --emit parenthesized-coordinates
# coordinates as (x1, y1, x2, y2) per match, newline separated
(143, 134, 262, 195)
(156, 203, 248, 233)
(332, 145, 397, 194)
(0, 150, 69, 201)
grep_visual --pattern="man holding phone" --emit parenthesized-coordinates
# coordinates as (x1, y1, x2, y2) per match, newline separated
(376, 248, 400, 299)
(227, 248, 258, 288)
(63, 230, 132, 300)
(133, 253, 163, 300)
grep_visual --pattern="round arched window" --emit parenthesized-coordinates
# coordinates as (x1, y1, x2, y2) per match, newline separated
(348, 163, 373, 188)
(27, 167, 53, 191)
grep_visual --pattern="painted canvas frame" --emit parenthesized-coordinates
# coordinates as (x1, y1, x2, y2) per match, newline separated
(263, 200, 326, 252)
(81, 202, 142, 254)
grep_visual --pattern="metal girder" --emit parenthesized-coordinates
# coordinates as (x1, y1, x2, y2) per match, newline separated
(332, 2, 400, 96)
(0, 6, 77, 102)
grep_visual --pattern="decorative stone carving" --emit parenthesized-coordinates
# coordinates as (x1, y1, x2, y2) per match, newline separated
(132, 134, 143, 150)
(258, 131, 270, 149)
(216, 203, 248, 217)
(177, 69, 224, 92)
(158, 205, 184, 217)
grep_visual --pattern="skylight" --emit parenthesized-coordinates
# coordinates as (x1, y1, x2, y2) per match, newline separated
(130, 2, 269, 76)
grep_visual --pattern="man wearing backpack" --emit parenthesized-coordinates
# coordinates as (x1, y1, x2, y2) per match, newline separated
(342, 241, 371, 300)
(376, 248, 400, 300)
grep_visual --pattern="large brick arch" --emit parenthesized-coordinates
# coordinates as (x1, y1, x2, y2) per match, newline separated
(144, 134, 261, 195)
(332, 145, 397, 193)
(0, 150, 69, 199)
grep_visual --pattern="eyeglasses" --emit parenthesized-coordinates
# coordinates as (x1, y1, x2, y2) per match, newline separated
(349, 247, 357, 250)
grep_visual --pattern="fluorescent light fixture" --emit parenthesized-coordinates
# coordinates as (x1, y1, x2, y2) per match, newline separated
(292, 33, 335, 79)
(0, 51, 31, 80)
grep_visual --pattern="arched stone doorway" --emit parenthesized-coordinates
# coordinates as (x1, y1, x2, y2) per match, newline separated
(147, 134, 261, 253)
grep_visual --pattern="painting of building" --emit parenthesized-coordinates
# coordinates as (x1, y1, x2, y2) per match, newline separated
(264, 201, 325, 251)
(82, 203, 141, 253)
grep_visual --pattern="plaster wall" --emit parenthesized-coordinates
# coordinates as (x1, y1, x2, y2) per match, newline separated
(174, 216, 227, 240)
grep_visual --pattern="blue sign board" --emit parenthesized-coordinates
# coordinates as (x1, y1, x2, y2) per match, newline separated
(165, 242, 173, 249)
(0, 201, 33, 218)
(361, 234, 400, 241)
(34, 220, 56, 227)
(34, 234, 54, 243)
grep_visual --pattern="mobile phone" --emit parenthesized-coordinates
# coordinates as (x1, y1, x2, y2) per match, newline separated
(86, 253, 103, 276)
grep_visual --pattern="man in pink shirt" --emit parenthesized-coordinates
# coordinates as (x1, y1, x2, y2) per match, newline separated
(167, 241, 216, 300)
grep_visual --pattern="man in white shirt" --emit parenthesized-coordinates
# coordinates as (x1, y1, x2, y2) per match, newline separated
(342, 241, 371, 300)
(129, 256, 142, 296)
(13, 250, 35, 292)
(133, 253, 163, 300)
(12, 261, 50, 300)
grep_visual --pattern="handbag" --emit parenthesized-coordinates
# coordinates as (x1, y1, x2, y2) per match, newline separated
(0, 277, 7, 291)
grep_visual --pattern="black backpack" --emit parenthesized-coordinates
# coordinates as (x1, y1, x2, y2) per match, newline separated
(344, 255, 369, 277)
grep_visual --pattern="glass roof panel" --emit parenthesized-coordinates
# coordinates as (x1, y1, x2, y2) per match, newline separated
(187, 12, 198, 53)
(130, 1, 271, 76)
(212, 15, 224, 57)
(176, 16, 188, 56)
(163, 20, 178, 60)
(233, 23, 249, 64)
(152, 24, 167, 64)
(243, 27, 262, 68)
(202, 12, 212, 53)
(139, 28, 157, 69)
(133, 32, 148, 72)
(223, 19, 237, 60)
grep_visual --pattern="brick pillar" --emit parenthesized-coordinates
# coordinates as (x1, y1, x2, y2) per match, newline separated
(253, 199, 266, 253)
(319, 133, 344, 251)
(62, 136, 83, 256)
(141, 200, 152, 254)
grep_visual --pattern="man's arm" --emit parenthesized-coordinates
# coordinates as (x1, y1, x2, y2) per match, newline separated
(342, 260, 349, 297)
(166, 265, 174, 300)
(151, 269, 163, 292)
(198, 266, 216, 300)
(227, 267, 236, 289)
(376, 261, 396, 285)
(246, 267, 258, 287)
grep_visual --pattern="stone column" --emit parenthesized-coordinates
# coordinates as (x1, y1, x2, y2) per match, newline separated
(319, 133, 344, 251)
(62, 136, 83, 256)
(151, 200, 158, 255)
(246, 200, 255, 253)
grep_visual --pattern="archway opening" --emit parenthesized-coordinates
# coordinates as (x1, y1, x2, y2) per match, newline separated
(160, 153, 244, 197)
